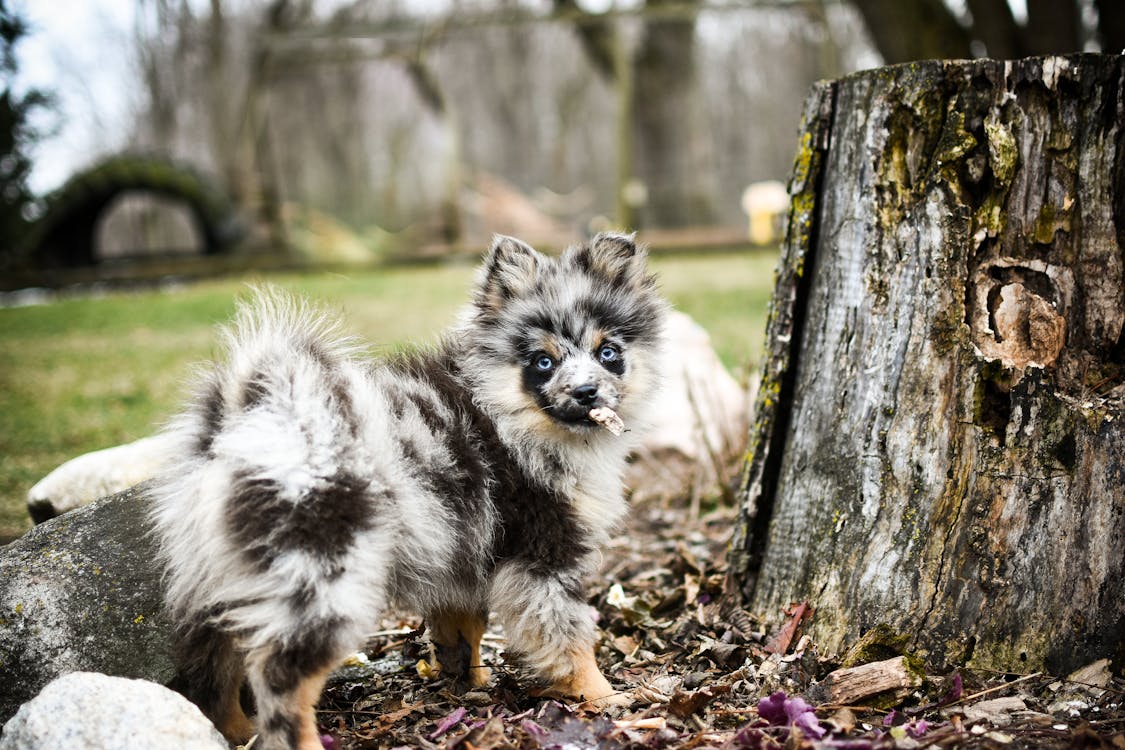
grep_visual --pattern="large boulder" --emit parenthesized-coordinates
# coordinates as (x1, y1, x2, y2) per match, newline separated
(0, 672, 226, 750)
(626, 311, 751, 504)
(0, 485, 173, 722)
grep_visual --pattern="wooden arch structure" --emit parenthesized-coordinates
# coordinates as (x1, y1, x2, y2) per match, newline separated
(26, 155, 244, 268)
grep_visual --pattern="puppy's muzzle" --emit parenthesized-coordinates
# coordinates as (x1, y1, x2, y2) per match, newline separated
(571, 383, 600, 408)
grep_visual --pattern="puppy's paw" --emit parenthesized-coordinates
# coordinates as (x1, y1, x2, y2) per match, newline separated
(578, 688, 632, 711)
(546, 647, 629, 711)
(468, 664, 493, 689)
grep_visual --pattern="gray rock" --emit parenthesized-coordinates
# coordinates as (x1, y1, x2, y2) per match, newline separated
(0, 671, 226, 749)
(0, 485, 174, 723)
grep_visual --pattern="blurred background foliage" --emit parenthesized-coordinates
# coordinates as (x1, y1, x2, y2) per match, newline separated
(5, 0, 1121, 269)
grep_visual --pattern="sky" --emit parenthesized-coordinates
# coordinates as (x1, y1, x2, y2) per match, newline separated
(17, 0, 141, 193)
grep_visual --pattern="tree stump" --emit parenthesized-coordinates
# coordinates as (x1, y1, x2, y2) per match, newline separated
(727, 54, 1125, 674)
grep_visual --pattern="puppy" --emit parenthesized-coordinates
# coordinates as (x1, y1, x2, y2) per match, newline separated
(150, 233, 667, 749)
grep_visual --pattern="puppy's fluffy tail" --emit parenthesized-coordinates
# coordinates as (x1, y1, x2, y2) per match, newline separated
(151, 287, 368, 620)
(170, 286, 361, 462)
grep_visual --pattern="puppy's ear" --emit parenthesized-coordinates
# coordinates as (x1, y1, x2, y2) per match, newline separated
(475, 235, 544, 312)
(569, 232, 649, 290)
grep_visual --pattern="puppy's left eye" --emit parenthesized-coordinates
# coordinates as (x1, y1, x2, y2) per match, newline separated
(598, 344, 620, 363)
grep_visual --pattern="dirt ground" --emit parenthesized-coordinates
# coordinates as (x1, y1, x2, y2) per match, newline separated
(312, 498, 1125, 750)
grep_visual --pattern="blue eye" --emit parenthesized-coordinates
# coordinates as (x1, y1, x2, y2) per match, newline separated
(534, 354, 555, 372)
(598, 344, 620, 363)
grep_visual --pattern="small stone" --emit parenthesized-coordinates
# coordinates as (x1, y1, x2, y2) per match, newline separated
(0, 672, 226, 749)
(462, 690, 493, 706)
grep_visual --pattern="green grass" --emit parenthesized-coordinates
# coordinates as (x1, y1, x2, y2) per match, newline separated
(0, 249, 779, 541)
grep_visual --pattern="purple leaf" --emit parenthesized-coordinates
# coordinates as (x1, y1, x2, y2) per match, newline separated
(755, 690, 826, 740)
(428, 706, 467, 740)
(939, 673, 963, 706)
(319, 734, 338, 750)
(728, 725, 771, 749)
(781, 695, 815, 725)
(520, 719, 547, 739)
(908, 719, 931, 737)
(757, 691, 789, 725)
(792, 709, 827, 739)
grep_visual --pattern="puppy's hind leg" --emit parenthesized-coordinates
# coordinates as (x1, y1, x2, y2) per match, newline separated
(168, 619, 253, 743)
(429, 610, 492, 688)
(244, 628, 347, 750)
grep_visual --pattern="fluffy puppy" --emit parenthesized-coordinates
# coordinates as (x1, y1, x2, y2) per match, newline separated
(150, 233, 667, 750)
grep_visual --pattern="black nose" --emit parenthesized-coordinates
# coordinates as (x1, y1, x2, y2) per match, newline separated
(572, 383, 599, 406)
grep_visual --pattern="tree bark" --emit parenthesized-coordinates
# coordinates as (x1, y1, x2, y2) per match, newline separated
(727, 54, 1125, 675)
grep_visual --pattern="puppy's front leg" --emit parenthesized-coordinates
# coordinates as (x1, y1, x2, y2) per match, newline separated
(491, 562, 627, 708)
(549, 644, 626, 709)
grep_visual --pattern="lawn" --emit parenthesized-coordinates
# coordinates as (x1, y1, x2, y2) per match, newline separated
(0, 249, 779, 541)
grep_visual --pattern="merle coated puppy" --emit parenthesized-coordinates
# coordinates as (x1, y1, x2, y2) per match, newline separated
(150, 233, 667, 750)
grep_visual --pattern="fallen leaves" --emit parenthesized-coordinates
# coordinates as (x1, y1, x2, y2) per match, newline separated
(757, 690, 826, 739)
(312, 502, 1125, 750)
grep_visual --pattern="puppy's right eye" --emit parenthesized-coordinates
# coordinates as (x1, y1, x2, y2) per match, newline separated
(534, 354, 555, 372)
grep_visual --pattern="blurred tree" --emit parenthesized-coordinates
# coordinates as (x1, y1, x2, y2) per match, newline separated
(848, 0, 969, 62)
(556, 0, 716, 229)
(851, 0, 1125, 62)
(125, 0, 874, 242)
(631, 0, 716, 228)
(0, 0, 52, 269)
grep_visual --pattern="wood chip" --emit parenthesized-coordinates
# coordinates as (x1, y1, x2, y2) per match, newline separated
(589, 406, 625, 435)
(810, 655, 923, 706)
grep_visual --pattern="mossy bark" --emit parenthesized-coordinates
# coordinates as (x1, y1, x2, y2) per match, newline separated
(727, 54, 1125, 675)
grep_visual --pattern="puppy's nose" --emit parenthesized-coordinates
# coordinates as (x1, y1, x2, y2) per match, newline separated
(572, 383, 599, 406)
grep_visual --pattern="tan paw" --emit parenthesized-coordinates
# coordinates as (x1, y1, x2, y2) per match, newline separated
(468, 664, 493, 688)
(547, 649, 628, 710)
(577, 688, 632, 710)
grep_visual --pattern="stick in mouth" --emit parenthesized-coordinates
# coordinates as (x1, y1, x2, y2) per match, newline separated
(588, 406, 625, 436)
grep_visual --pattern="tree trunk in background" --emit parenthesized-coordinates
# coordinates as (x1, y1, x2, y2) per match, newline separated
(1095, 0, 1125, 55)
(965, 0, 1022, 59)
(853, 0, 1116, 62)
(630, 0, 715, 228)
(1024, 0, 1081, 56)
(848, 0, 972, 63)
(727, 54, 1125, 675)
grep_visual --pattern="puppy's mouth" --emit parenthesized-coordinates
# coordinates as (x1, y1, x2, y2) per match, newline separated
(549, 404, 602, 426)
(547, 402, 624, 434)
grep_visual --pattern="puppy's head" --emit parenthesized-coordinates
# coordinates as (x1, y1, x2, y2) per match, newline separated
(462, 233, 666, 437)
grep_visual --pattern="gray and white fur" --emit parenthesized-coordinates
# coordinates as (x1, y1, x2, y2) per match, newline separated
(150, 233, 667, 750)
